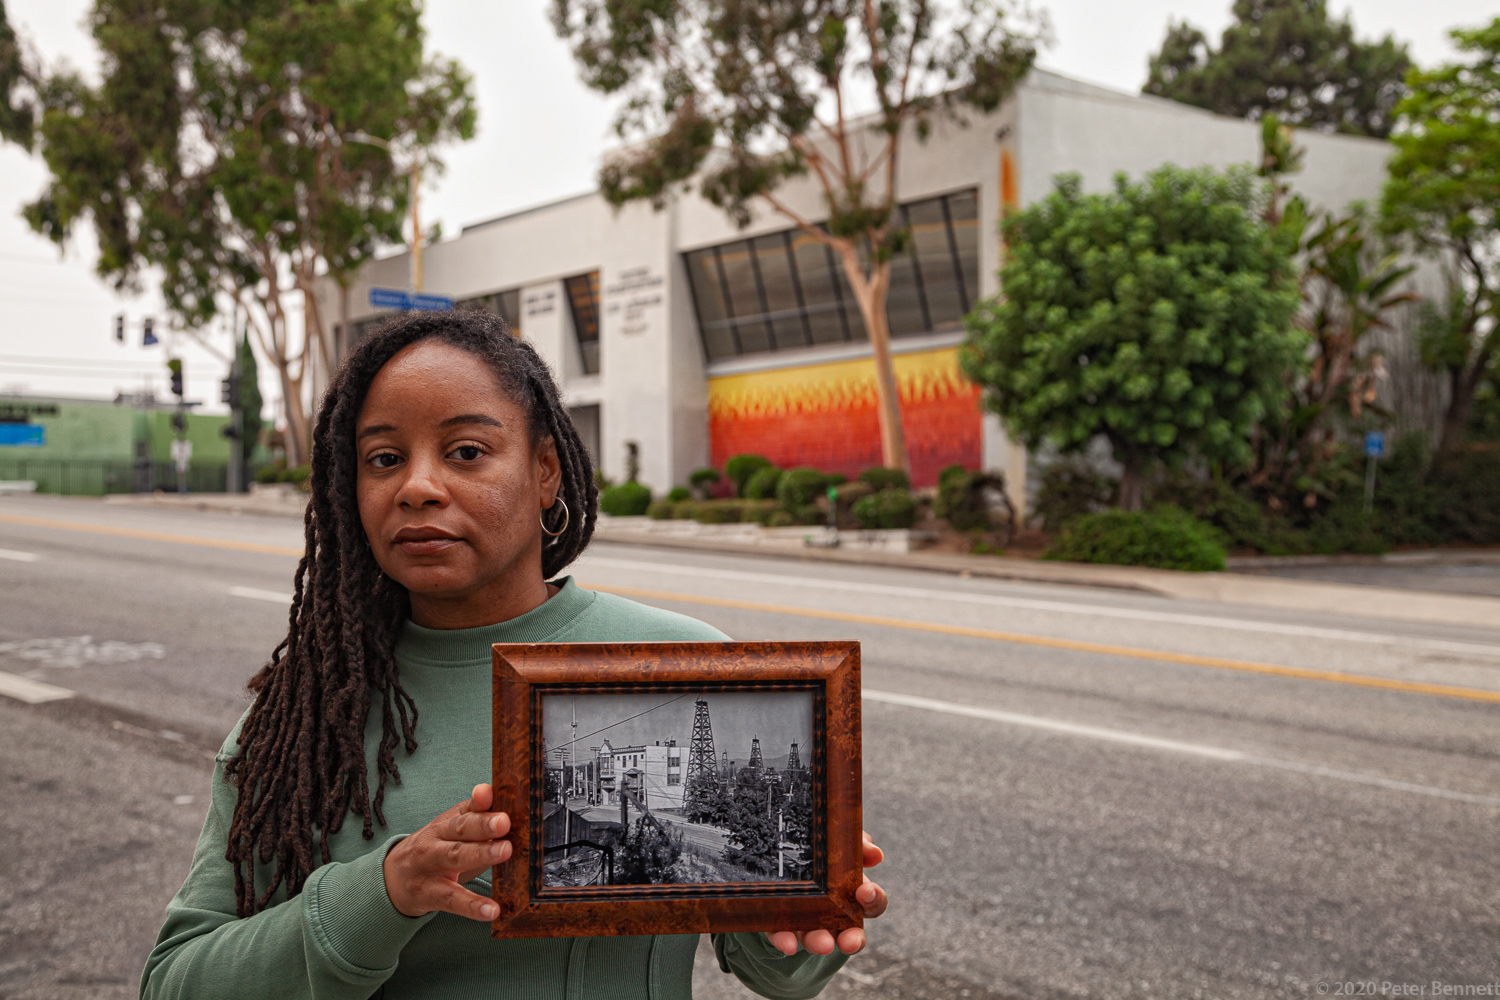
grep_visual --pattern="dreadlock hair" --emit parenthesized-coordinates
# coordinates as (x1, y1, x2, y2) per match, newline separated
(224, 308, 597, 917)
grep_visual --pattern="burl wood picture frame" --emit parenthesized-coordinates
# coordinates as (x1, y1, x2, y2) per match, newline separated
(490, 641, 862, 939)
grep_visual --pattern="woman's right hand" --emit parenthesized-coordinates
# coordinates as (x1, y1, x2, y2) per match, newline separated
(382, 782, 511, 921)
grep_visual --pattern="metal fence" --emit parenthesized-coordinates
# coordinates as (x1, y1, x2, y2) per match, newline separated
(0, 458, 230, 496)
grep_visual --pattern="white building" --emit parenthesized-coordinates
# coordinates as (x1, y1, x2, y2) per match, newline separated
(592, 740, 685, 812)
(320, 70, 1392, 510)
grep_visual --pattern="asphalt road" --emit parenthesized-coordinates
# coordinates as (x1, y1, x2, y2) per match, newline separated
(1, 494, 1497, 1000)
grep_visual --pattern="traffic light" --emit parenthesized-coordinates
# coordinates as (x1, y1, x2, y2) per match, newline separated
(220, 376, 239, 408)
(167, 358, 184, 398)
(114, 314, 125, 344)
(220, 423, 240, 440)
(171, 411, 186, 433)
(143, 317, 158, 346)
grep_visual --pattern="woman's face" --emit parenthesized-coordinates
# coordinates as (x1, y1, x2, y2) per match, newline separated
(355, 340, 562, 626)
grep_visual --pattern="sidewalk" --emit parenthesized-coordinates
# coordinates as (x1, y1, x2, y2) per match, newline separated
(102, 488, 309, 520)
(592, 521, 1500, 631)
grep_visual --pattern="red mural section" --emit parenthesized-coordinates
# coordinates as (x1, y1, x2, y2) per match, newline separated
(707, 348, 982, 487)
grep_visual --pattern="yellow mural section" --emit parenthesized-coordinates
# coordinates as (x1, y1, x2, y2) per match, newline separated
(707, 347, 981, 485)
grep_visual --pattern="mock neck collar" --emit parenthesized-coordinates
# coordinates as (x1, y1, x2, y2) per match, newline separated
(394, 576, 595, 667)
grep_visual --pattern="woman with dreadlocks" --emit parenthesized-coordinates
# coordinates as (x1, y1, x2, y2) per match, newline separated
(140, 309, 886, 1000)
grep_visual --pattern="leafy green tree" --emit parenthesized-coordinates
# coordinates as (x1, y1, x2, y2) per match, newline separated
(961, 165, 1304, 510)
(1144, 0, 1411, 138)
(551, 0, 1045, 472)
(1380, 19, 1500, 452)
(23, 0, 474, 463)
(0, 0, 35, 147)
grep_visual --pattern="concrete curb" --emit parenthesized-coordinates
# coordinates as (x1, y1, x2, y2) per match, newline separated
(591, 527, 1500, 631)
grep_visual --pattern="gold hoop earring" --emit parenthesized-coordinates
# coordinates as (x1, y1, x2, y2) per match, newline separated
(541, 496, 569, 538)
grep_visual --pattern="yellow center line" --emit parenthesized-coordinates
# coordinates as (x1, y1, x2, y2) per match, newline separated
(582, 582, 1500, 706)
(0, 512, 304, 558)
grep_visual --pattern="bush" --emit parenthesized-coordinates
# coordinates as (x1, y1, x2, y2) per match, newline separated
(934, 465, 1012, 538)
(693, 500, 741, 523)
(766, 510, 797, 528)
(725, 454, 774, 496)
(647, 500, 675, 520)
(688, 467, 721, 499)
(776, 467, 842, 509)
(1034, 459, 1116, 531)
(852, 488, 919, 529)
(671, 501, 699, 519)
(667, 486, 691, 503)
(600, 480, 652, 516)
(743, 465, 784, 500)
(253, 461, 310, 485)
(858, 467, 910, 492)
(1044, 506, 1226, 571)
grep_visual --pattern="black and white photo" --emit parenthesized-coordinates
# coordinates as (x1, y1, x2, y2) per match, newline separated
(540, 690, 816, 888)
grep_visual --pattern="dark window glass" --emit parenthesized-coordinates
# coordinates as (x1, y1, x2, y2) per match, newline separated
(457, 288, 524, 337)
(948, 189, 979, 313)
(908, 196, 966, 329)
(683, 188, 978, 359)
(787, 232, 849, 344)
(563, 271, 601, 374)
(751, 233, 808, 350)
(885, 208, 929, 338)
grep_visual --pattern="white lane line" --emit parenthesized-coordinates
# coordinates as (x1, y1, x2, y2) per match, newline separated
(230, 586, 294, 603)
(0, 548, 38, 562)
(864, 689, 1500, 807)
(0, 670, 74, 704)
(579, 556, 1500, 659)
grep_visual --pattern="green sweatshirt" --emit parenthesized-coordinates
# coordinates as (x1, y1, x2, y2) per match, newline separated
(140, 578, 848, 1000)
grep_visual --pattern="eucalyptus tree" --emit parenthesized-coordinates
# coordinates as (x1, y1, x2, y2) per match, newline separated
(0, 0, 36, 147)
(24, 0, 474, 462)
(551, 0, 1045, 472)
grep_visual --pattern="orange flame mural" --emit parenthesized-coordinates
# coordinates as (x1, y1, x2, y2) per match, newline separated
(707, 347, 981, 487)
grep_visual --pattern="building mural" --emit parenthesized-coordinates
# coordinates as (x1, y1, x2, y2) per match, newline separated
(707, 347, 982, 487)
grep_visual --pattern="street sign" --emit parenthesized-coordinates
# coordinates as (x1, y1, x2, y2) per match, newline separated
(410, 293, 454, 311)
(0, 424, 44, 447)
(368, 288, 455, 312)
(1364, 431, 1386, 459)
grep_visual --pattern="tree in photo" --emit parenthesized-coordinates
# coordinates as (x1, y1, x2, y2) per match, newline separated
(1380, 18, 1500, 452)
(1144, 0, 1410, 138)
(722, 772, 778, 874)
(551, 0, 1045, 472)
(0, 0, 36, 147)
(961, 165, 1304, 510)
(1242, 114, 1418, 504)
(617, 817, 682, 885)
(23, 0, 475, 463)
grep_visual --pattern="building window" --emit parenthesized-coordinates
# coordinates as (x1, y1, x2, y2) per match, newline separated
(457, 288, 523, 337)
(667, 772, 681, 785)
(683, 188, 979, 361)
(564, 271, 601, 374)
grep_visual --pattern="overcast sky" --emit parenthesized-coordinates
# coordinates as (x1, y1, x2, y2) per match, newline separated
(541, 691, 813, 768)
(0, 0, 1492, 412)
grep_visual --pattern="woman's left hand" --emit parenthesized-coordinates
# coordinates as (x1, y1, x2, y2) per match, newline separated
(764, 831, 887, 957)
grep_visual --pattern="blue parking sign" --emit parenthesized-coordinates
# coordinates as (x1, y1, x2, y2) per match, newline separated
(1364, 431, 1385, 459)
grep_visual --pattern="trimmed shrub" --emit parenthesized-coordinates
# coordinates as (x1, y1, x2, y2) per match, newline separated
(766, 510, 797, 528)
(667, 486, 691, 502)
(693, 500, 742, 524)
(671, 501, 699, 519)
(1034, 459, 1116, 531)
(647, 500, 675, 520)
(689, 467, 721, 489)
(852, 489, 918, 530)
(600, 481, 652, 516)
(743, 465, 784, 500)
(776, 467, 842, 509)
(725, 454, 774, 496)
(858, 467, 910, 492)
(1043, 506, 1226, 571)
(934, 465, 1012, 537)
(737, 499, 781, 525)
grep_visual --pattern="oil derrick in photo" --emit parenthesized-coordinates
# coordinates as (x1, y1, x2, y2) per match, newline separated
(748, 736, 763, 770)
(787, 741, 801, 772)
(684, 698, 719, 822)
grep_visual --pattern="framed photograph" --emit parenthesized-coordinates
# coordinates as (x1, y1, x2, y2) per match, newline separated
(490, 640, 862, 939)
